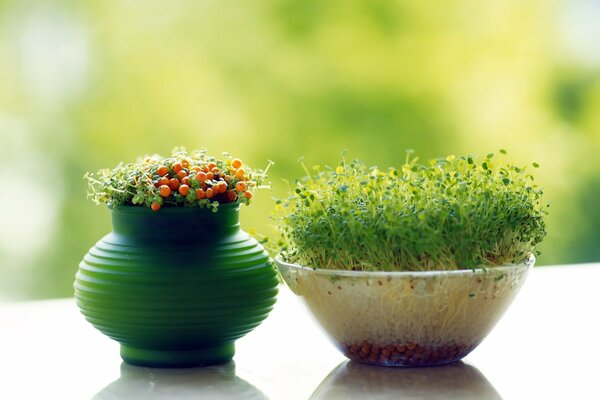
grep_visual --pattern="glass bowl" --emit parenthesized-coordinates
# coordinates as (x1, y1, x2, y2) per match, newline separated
(276, 255, 534, 367)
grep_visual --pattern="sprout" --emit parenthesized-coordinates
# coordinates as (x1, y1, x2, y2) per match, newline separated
(85, 148, 272, 211)
(274, 151, 548, 271)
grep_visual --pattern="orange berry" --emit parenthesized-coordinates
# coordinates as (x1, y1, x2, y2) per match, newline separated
(190, 166, 201, 173)
(235, 181, 247, 192)
(202, 165, 209, 173)
(211, 167, 220, 174)
(226, 190, 237, 202)
(173, 162, 183, 174)
(235, 168, 246, 180)
(159, 185, 171, 197)
(168, 178, 180, 191)
(205, 188, 214, 199)
(244, 190, 253, 199)
(181, 159, 190, 169)
(176, 170, 187, 179)
(158, 176, 169, 186)
(231, 159, 242, 169)
(178, 184, 190, 196)
(206, 172, 215, 180)
(207, 162, 217, 170)
(181, 176, 190, 186)
(212, 182, 221, 194)
(196, 188, 206, 199)
(157, 166, 168, 177)
(151, 202, 161, 211)
(197, 171, 207, 182)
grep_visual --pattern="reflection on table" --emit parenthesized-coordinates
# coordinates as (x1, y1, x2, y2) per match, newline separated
(93, 362, 268, 400)
(311, 361, 502, 400)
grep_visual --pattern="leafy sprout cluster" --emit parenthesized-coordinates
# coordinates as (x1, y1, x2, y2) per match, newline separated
(85, 148, 272, 212)
(275, 150, 548, 271)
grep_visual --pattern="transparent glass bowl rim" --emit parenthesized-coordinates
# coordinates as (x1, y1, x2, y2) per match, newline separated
(274, 254, 535, 279)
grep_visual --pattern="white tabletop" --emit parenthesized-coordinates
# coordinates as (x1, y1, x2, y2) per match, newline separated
(1, 264, 599, 400)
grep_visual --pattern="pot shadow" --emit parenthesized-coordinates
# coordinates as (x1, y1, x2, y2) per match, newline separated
(310, 360, 502, 400)
(93, 361, 268, 400)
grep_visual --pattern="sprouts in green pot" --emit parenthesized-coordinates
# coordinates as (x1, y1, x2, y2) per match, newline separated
(85, 148, 271, 212)
(275, 150, 548, 271)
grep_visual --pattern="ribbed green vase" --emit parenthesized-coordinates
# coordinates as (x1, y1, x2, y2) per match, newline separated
(74, 204, 278, 367)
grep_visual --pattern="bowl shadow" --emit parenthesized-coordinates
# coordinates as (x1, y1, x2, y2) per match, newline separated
(93, 361, 268, 400)
(310, 360, 502, 400)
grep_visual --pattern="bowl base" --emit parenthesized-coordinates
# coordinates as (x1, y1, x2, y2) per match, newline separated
(120, 343, 235, 368)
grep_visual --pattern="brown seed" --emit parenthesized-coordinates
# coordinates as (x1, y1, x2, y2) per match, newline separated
(343, 341, 475, 366)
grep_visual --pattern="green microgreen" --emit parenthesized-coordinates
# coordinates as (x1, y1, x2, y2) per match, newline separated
(274, 151, 548, 271)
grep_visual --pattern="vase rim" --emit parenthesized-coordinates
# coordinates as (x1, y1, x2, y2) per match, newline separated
(109, 202, 241, 214)
(274, 253, 535, 278)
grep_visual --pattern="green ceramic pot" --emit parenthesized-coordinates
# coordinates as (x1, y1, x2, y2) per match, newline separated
(75, 204, 278, 367)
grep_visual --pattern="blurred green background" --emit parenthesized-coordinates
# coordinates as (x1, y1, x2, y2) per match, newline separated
(1, 1, 599, 300)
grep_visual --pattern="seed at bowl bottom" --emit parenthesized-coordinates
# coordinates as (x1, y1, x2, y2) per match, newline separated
(341, 341, 477, 367)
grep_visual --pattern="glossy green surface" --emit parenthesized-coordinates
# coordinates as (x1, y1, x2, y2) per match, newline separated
(75, 204, 278, 367)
